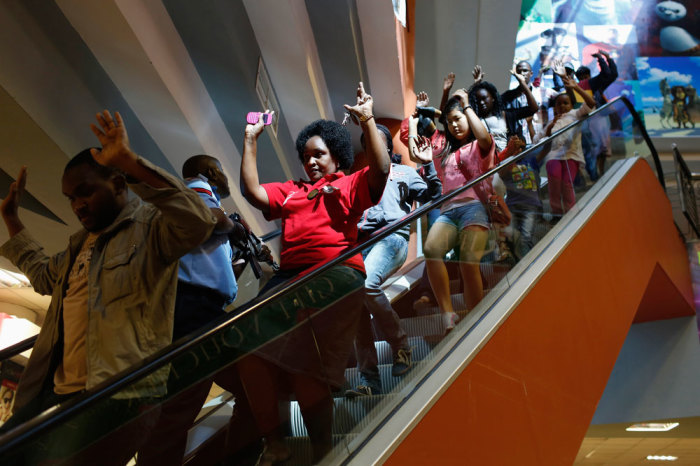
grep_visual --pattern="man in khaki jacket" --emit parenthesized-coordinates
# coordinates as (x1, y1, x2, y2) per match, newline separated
(0, 110, 216, 465)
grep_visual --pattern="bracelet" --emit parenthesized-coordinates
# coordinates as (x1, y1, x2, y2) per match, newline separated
(359, 114, 374, 123)
(408, 134, 418, 139)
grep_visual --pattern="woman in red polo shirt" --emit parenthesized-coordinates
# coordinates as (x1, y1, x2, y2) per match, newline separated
(239, 82, 389, 464)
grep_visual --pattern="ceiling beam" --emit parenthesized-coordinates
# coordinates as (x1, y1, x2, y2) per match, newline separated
(58, 0, 271, 233)
(356, 0, 406, 119)
(243, 0, 334, 139)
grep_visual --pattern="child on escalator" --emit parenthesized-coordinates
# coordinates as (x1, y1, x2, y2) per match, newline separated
(535, 67, 597, 219)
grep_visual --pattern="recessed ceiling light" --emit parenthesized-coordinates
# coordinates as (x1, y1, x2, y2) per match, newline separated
(646, 455, 678, 461)
(626, 422, 679, 432)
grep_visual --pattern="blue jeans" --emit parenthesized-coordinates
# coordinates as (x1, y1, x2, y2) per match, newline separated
(355, 233, 409, 380)
(508, 205, 541, 260)
(434, 200, 489, 230)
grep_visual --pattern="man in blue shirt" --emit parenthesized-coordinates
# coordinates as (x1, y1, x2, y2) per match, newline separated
(173, 154, 242, 340)
(139, 155, 257, 465)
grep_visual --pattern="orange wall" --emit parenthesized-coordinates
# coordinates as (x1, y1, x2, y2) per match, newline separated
(387, 160, 694, 465)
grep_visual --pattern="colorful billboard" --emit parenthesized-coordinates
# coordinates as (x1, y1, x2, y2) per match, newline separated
(516, 0, 699, 137)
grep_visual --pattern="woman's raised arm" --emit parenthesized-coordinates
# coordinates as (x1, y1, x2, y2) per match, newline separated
(344, 82, 390, 203)
(241, 111, 272, 214)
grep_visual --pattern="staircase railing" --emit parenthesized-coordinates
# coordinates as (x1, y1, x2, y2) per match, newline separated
(672, 143, 700, 238)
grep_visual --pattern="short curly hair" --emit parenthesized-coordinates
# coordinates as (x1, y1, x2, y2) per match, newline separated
(295, 120, 354, 170)
(467, 80, 504, 118)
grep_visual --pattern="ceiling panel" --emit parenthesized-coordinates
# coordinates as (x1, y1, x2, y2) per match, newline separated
(0, 0, 523, 258)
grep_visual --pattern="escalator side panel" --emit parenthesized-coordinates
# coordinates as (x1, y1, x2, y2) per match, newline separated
(386, 159, 693, 465)
(635, 262, 696, 323)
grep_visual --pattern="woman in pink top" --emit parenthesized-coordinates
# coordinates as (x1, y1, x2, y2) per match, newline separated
(407, 95, 495, 331)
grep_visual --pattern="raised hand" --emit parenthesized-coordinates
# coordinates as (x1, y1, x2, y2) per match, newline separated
(443, 72, 456, 92)
(89, 110, 134, 169)
(500, 136, 526, 161)
(245, 110, 273, 141)
(597, 49, 610, 59)
(411, 136, 434, 164)
(452, 88, 469, 107)
(472, 65, 484, 83)
(551, 59, 566, 78)
(1, 166, 27, 237)
(510, 65, 527, 88)
(1, 166, 27, 220)
(561, 74, 576, 89)
(343, 82, 374, 124)
(416, 91, 430, 108)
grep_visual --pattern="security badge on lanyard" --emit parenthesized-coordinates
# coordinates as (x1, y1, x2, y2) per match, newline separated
(307, 184, 339, 200)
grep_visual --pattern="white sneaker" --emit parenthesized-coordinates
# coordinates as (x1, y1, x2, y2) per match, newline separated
(442, 312, 459, 331)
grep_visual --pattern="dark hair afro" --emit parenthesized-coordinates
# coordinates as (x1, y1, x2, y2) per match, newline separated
(467, 80, 504, 118)
(295, 119, 354, 170)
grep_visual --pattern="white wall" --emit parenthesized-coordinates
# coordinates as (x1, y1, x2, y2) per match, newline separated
(592, 316, 700, 424)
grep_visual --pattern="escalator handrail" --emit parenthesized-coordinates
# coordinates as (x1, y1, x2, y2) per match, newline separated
(0, 336, 37, 362)
(0, 96, 662, 453)
(617, 96, 665, 190)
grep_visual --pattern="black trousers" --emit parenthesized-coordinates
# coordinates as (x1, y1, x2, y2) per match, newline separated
(137, 282, 260, 466)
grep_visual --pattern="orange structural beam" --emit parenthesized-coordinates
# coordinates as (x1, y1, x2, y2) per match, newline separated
(387, 159, 694, 465)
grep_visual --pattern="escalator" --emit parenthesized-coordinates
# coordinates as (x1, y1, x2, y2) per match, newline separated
(0, 97, 693, 465)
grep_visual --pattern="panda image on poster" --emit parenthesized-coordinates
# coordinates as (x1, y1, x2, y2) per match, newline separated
(656, 1, 699, 55)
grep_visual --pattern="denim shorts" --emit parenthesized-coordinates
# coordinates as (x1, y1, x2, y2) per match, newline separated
(435, 200, 489, 230)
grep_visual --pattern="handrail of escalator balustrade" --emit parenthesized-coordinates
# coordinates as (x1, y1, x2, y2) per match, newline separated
(615, 96, 665, 190)
(0, 96, 661, 454)
(0, 336, 37, 362)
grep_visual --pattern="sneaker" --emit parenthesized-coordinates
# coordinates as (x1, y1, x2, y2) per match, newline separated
(345, 384, 381, 398)
(442, 312, 459, 332)
(392, 348, 413, 377)
(496, 241, 515, 264)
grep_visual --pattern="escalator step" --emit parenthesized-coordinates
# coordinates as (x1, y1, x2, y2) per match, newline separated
(400, 313, 454, 337)
(288, 392, 384, 437)
(283, 434, 359, 465)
